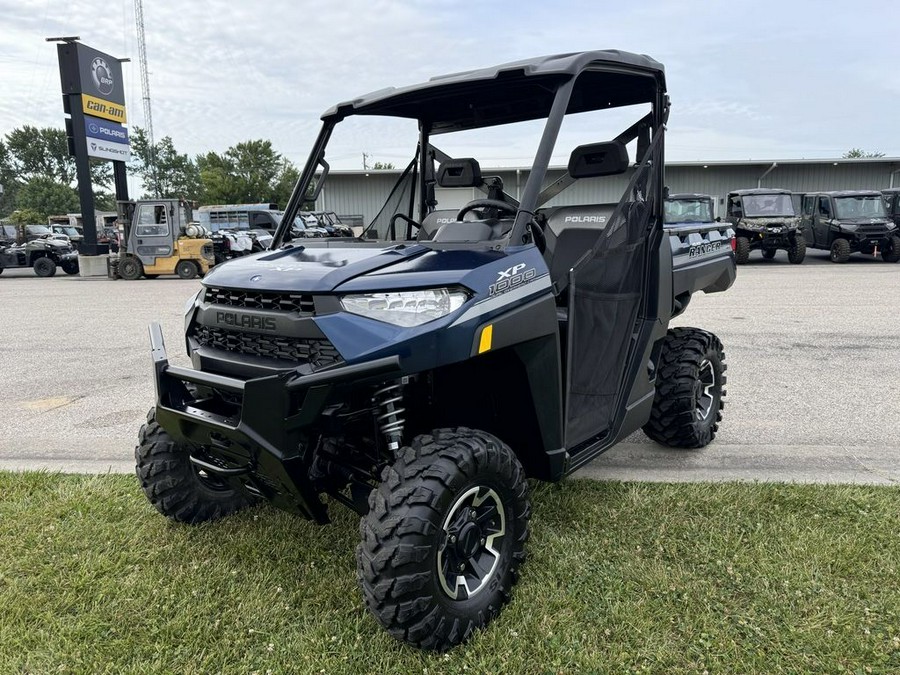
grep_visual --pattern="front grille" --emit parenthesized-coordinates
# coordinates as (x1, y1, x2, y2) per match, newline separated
(856, 224, 889, 235)
(204, 287, 315, 315)
(192, 325, 342, 368)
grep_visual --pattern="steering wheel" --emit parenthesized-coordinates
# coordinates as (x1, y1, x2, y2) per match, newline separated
(456, 199, 518, 221)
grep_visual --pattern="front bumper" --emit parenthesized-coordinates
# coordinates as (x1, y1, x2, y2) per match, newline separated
(742, 228, 798, 248)
(149, 322, 401, 521)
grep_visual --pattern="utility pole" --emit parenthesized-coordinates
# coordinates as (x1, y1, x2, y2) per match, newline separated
(134, 0, 156, 195)
(362, 152, 370, 170)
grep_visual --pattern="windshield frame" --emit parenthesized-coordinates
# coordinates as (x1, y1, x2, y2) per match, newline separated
(665, 198, 714, 224)
(834, 195, 888, 220)
(740, 193, 795, 218)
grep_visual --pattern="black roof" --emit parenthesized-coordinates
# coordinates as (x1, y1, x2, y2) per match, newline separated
(322, 51, 665, 134)
(803, 190, 884, 197)
(881, 188, 900, 194)
(667, 193, 712, 200)
(728, 188, 792, 196)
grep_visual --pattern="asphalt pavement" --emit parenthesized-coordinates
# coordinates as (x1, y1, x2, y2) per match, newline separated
(1, 247, 898, 484)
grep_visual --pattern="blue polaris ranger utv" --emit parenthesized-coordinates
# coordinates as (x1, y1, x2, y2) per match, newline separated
(137, 50, 736, 650)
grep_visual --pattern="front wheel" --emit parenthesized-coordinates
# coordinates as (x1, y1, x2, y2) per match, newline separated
(830, 238, 851, 263)
(135, 409, 255, 524)
(735, 237, 750, 264)
(643, 327, 726, 449)
(62, 260, 79, 275)
(357, 428, 530, 651)
(787, 233, 806, 264)
(119, 257, 143, 280)
(33, 256, 57, 277)
(882, 235, 900, 263)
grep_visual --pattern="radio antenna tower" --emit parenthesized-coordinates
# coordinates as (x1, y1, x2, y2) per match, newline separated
(134, 0, 157, 195)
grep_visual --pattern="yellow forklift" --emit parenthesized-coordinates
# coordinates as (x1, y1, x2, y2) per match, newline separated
(109, 199, 215, 280)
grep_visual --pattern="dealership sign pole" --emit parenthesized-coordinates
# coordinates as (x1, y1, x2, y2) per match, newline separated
(53, 38, 130, 256)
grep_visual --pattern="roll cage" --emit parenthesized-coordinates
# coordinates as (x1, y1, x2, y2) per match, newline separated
(273, 51, 668, 250)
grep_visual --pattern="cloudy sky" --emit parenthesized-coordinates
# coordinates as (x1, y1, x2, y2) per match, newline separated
(1, 0, 898, 173)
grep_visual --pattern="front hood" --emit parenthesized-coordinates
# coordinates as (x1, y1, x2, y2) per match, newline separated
(838, 218, 890, 226)
(201, 243, 431, 292)
(741, 216, 797, 225)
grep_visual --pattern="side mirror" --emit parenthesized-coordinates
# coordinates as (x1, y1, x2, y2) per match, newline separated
(567, 141, 629, 179)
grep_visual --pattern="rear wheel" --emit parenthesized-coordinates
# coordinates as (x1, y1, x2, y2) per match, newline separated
(830, 238, 851, 263)
(787, 233, 806, 264)
(33, 256, 57, 277)
(62, 260, 79, 275)
(734, 237, 750, 264)
(643, 327, 726, 449)
(135, 409, 255, 524)
(357, 428, 530, 651)
(119, 257, 143, 280)
(175, 260, 199, 279)
(882, 235, 900, 263)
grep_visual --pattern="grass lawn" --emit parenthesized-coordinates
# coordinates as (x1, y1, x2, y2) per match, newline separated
(0, 473, 898, 674)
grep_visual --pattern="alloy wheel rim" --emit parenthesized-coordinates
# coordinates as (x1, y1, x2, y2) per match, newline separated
(696, 359, 716, 420)
(436, 486, 506, 600)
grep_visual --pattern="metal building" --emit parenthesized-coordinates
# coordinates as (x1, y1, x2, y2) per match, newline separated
(316, 157, 900, 223)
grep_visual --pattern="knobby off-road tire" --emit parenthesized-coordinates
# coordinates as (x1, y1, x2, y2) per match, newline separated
(135, 409, 254, 524)
(119, 257, 143, 280)
(735, 237, 751, 264)
(33, 256, 57, 277)
(761, 248, 776, 260)
(882, 235, 900, 263)
(830, 238, 851, 263)
(62, 260, 79, 275)
(787, 234, 807, 264)
(643, 327, 726, 449)
(357, 428, 530, 651)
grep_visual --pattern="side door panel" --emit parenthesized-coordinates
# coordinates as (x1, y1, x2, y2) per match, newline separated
(132, 203, 173, 268)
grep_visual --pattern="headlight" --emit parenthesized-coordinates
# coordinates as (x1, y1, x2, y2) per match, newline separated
(841, 223, 858, 231)
(886, 222, 896, 230)
(341, 288, 468, 327)
(184, 289, 202, 317)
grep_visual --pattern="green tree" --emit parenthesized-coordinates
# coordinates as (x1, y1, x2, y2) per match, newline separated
(0, 139, 18, 218)
(130, 127, 202, 199)
(6, 208, 44, 225)
(4, 125, 112, 187)
(843, 148, 885, 158)
(197, 139, 298, 207)
(15, 177, 79, 220)
(371, 161, 395, 170)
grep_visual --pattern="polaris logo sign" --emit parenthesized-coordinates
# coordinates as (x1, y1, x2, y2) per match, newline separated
(84, 115, 129, 143)
(564, 215, 607, 224)
(215, 311, 277, 331)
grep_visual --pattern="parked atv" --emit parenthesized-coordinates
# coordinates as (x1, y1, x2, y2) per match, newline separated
(135, 50, 736, 651)
(799, 191, 899, 263)
(726, 188, 806, 264)
(0, 224, 79, 276)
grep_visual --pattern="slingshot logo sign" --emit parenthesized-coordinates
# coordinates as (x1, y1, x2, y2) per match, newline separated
(489, 262, 536, 296)
(91, 57, 114, 95)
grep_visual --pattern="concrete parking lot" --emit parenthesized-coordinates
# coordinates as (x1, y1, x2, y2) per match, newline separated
(1, 248, 898, 484)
